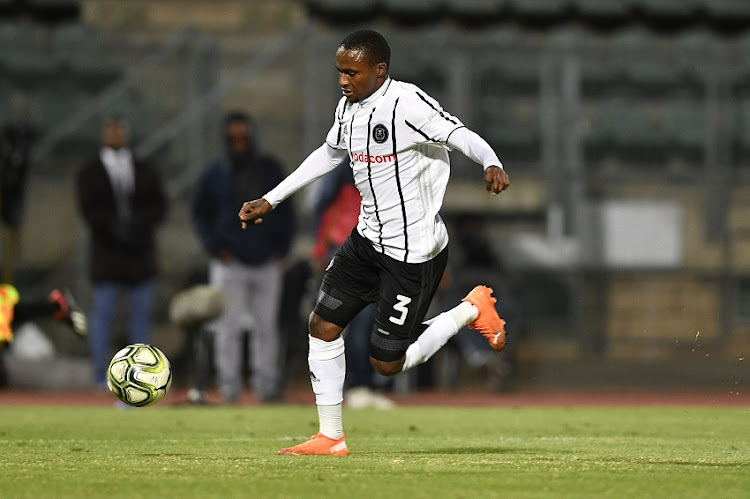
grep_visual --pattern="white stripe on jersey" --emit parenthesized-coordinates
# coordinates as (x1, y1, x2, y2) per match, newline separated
(326, 78, 465, 264)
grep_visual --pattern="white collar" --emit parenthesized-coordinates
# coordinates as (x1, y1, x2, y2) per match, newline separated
(358, 76, 392, 107)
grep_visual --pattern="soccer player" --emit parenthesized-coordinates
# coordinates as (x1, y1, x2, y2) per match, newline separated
(238, 29, 509, 456)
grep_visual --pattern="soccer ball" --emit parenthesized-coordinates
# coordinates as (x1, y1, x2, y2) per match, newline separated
(107, 343, 172, 407)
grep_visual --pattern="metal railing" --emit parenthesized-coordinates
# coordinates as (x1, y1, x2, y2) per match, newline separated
(136, 21, 313, 198)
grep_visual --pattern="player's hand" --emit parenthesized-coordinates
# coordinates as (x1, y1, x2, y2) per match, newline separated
(238, 198, 273, 229)
(484, 165, 509, 195)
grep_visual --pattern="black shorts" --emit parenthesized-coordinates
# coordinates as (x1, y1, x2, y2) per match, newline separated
(313, 229, 448, 362)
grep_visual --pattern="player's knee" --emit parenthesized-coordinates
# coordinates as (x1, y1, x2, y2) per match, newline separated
(370, 357, 404, 376)
(308, 312, 342, 342)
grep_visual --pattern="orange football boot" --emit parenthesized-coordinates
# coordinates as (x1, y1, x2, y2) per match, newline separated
(461, 285, 506, 352)
(277, 433, 349, 456)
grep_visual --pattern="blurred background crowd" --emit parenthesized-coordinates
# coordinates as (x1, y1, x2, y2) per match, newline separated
(1, 0, 749, 400)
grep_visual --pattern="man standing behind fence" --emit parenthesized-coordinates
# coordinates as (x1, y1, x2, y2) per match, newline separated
(192, 111, 295, 403)
(76, 116, 167, 388)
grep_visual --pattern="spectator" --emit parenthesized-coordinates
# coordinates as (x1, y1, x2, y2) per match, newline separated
(76, 116, 167, 388)
(192, 110, 295, 403)
(311, 158, 393, 409)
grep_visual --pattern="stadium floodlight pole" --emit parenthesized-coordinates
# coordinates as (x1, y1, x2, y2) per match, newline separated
(135, 21, 313, 197)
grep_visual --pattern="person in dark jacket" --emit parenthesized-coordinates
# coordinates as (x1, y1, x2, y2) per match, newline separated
(192, 110, 295, 403)
(76, 116, 167, 387)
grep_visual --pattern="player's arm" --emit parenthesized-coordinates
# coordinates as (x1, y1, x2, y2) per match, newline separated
(238, 144, 347, 228)
(446, 127, 510, 195)
(404, 88, 509, 195)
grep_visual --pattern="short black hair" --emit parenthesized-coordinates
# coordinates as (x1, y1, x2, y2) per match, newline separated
(340, 29, 390, 68)
(224, 110, 253, 128)
(103, 114, 130, 134)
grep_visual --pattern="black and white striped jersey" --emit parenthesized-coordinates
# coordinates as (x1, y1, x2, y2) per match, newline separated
(326, 78, 467, 264)
(262, 77, 502, 264)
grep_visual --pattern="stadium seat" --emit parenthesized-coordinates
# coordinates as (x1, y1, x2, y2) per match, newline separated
(599, 95, 671, 154)
(54, 22, 121, 91)
(380, 0, 443, 15)
(633, 0, 700, 18)
(478, 52, 540, 93)
(704, 0, 750, 20)
(665, 97, 706, 153)
(1, 49, 61, 89)
(27, 0, 79, 5)
(580, 100, 614, 161)
(445, 0, 505, 21)
(29, 86, 88, 138)
(0, 20, 46, 46)
(474, 95, 540, 154)
(304, 0, 377, 18)
(479, 25, 540, 91)
(388, 26, 453, 94)
(673, 29, 719, 86)
(610, 27, 680, 90)
(573, 0, 630, 19)
(507, 0, 569, 18)
(53, 21, 102, 45)
(546, 25, 618, 92)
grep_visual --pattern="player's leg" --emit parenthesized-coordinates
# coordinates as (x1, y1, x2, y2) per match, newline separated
(368, 246, 452, 375)
(247, 261, 283, 402)
(10, 288, 87, 337)
(396, 285, 506, 372)
(369, 248, 505, 376)
(89, 283, 119, 387)
(13, 297, 57, 324)
(47, 288, 87, 336)
(343, 303, 393, 409)
(278, 232, 378, 456)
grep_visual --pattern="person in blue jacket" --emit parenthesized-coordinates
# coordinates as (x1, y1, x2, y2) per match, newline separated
(192, 111, 295, 403)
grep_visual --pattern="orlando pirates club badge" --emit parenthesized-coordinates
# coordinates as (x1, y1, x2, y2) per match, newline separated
(372, 124, 388, 144)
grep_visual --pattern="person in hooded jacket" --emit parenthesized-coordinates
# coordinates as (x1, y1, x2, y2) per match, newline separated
(192, 111, 295, 403)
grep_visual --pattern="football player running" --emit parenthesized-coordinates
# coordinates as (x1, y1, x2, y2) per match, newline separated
(239, 29, 509, 455)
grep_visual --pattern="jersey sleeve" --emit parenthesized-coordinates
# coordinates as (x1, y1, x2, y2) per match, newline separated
(325, 98, 349, 149)
(403, 89, 464, 144)
(446, 127, 503, 171)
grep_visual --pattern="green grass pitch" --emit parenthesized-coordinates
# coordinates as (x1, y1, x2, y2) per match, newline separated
(0, 404, 748, 498)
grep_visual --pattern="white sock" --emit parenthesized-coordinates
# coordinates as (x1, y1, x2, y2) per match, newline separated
(318, 403, 343, 440)
(446, 300, 479, 327)
(402, 301, 478, 372)
(308, 335, 345, 439)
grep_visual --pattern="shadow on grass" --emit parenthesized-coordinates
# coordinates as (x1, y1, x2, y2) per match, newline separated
(140, 453, 192, 457)
(404, 446, 536, 455)
(594, 456, 749, 468)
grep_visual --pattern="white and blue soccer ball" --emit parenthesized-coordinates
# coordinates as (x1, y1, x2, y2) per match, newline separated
(107, 343, 172, 407)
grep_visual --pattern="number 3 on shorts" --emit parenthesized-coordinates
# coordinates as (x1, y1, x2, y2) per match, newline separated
(389, 294, 412, 326)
